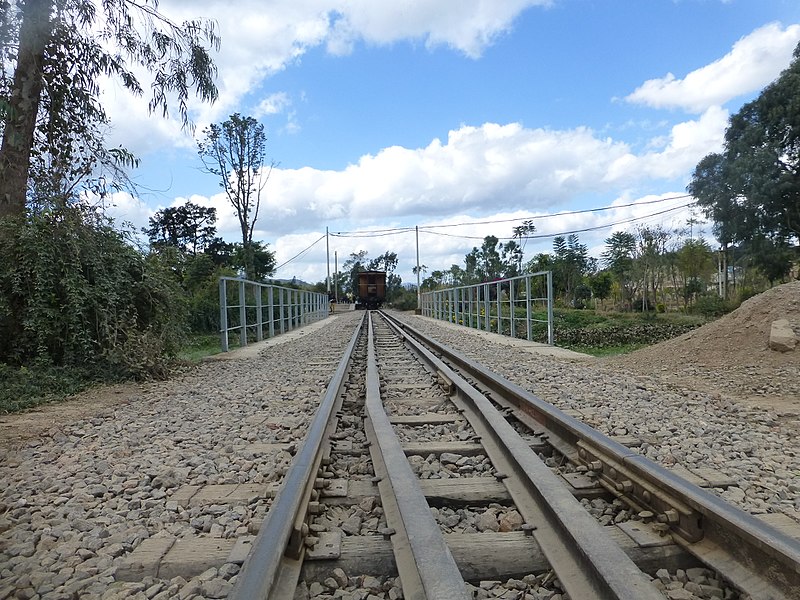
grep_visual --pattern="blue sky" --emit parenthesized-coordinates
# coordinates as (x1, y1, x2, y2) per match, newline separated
(103, 0, 800, 284)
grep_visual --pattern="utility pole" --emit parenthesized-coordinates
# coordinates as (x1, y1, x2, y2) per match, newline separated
(334, 251, 339, 303)
(415, 225, 421, 311)
(326, 227, 331, 294)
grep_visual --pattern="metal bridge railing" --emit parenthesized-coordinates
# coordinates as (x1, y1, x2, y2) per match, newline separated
(218, 277, 329, 352)
(419, 271, 554, 345)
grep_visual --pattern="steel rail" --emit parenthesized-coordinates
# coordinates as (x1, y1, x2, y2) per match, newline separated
(387, 312, 800, 600)
(229, 313, 365, 600)
(379, 312, 662, 600)
(364, 314, 468, 600)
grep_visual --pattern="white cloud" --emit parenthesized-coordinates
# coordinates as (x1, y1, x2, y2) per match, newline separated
(604, 106, 729, 184)
(625, 22, 800, 113)
(266, 192, 705, 285)
(254, 92, 293, 117)
(163, 114, 723, 246)
(325, 0, 552, 58)
(99, 0, 550, 156)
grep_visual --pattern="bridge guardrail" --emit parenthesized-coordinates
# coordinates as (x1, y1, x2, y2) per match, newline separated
(218, 277, 329, 352)
(419, 271, 554, 345)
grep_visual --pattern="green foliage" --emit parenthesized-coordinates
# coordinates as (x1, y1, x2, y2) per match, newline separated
(521, 309, 705, 350)
(389, 288, 419, 311)
(0, 0, 220, 217)
(588, 271, 613, 304)
(177, 334, 223, 362)
(0, 205, 186, 379)
(689, 40, 800, 262)
(145, 203, 219, 255)
(0, 360, 91, 413)
(690, 294, 734, 318)
(186, 265, 236, 333)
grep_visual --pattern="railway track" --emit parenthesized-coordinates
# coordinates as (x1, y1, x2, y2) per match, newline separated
(223, 310, 800, 600)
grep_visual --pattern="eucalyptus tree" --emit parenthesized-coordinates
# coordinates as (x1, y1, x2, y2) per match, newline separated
(197, 113, 274, 280)
(602, 231, 637, 309)
(636, 225, 670, 310)
(552, 234, 594, 304)
(0, 0, 220, 217)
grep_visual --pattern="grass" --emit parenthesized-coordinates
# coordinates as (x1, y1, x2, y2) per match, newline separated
(177, 333, 224, 362)
(562, 342, 651, 357)
(0, 361, 94, 414)
(1, 333, 225, 414)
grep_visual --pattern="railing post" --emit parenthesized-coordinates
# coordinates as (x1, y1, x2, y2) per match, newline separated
(219, 278, 229, 352)
(483, 284, 490, 331)
(495, 282, 501, 334)
(547, 270, 554, 345)
(256, 283, 263, 341)
(268, 286, 275, 338)
(467, 287, 473, 329)
(509, 279, 515, 339)
(526, 275, 532, 341)
(289, 290, 295, 330)
(279, 288, 285, 334)
(239, 279, 247, 347)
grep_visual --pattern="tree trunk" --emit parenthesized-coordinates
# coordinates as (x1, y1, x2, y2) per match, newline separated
(0, 0, 52, 219)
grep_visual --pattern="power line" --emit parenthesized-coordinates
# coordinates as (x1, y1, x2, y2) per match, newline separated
(331, 225, 416, 236)
(326, 194, 693, 237)
(330, 228, 415, 239)
(274, 234, 326, 272)
(419, 194, 692, 230)
(420, 202, 697, 241)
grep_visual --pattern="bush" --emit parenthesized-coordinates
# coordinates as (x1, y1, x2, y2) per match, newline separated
(554, 322, 698, 347)
(0, 360, 91, 413)
(389, 288, 419, 311)
(0, 206, 186, 380)
(690, 294, 733, 318)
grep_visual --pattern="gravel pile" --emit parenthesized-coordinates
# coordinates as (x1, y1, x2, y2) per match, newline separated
(392, 312, 800, 519)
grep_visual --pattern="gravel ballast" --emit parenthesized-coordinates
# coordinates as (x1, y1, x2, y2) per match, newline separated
(1, 307, 798, 599)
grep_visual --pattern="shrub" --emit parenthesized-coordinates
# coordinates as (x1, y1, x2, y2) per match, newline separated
(553, 322, 698, 347)
(0, 206, 186, 380)
(690, 294, 733, 318)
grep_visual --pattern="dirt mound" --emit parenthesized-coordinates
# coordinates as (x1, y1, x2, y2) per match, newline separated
(604, 281, 800, 407)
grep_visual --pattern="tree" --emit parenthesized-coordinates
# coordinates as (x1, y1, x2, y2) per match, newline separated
(588, 271, 613, 309)
(675, 239, 714, 307)
(551, 234, 593, 304)
(145, 203, 218, 255)
(368, 251, 403, 300)
(231, 241, 275, 281)
(602, 231, 637, 309)
(198, 113, 273, 279)
(500, 240, 523, 278)
(636, 225, 670, 311)
(0, 0, 220, 218)
(465, 236, 506, 282)
(688, 40, 800, 276)
(510, 220, 536, 272)
(342, 250, 368, 298)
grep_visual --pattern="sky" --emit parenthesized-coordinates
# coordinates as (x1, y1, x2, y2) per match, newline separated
(100, 0, 800, 286)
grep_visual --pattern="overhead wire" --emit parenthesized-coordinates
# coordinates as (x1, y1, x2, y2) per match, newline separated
(326, 193, 694, 238)
(419, 202, 696, 241)
(273, 196, 697, 272)
(418, 194, 692, 230)
(273, 234, 326, 272)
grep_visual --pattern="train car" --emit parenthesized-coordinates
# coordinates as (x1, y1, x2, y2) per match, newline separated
(356, 270, 386, 309)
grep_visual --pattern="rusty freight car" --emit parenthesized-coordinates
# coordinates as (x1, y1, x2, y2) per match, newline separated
(356, 270, 386, 309)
